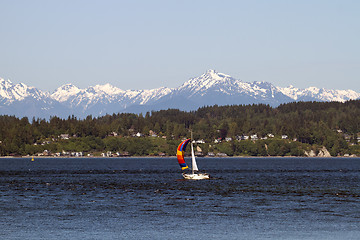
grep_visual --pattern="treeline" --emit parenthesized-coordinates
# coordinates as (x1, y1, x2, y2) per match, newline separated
(1, 100, 360, 156)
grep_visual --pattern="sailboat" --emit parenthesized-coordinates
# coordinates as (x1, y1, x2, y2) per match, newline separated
(176, 136, 210, 180)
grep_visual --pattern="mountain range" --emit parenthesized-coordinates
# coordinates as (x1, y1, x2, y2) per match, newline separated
(1, 69, 359, 119)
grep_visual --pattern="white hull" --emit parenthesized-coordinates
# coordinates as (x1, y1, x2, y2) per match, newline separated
(182, 172, 209, 180)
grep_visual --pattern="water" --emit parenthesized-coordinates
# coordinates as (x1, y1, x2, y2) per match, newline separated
(0, 157, 359, 239)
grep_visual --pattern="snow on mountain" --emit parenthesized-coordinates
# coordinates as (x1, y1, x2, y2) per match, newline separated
(276, 85, 300, 100)
(52, 83, 124, 102)
(176, 70, 290, 105)
(48, 81, 173, 117)
(178, 70, 276, 98)
(51, 83, 123, 116)
(53, 83, 171, 105)
(76, 84, 124, 103)
(147, 70, 295, 111)
(1, 70, 360, 119)
(92, 83, 124, 96)
(277, 85, 360, 102)
(0, 78, 48, 102)
(0, 78, 70, 119)
(178, 70, 244, 99)
(179, 69, 236, 94)
(125, 87, 173, 105)
(51, 84, 81, 102)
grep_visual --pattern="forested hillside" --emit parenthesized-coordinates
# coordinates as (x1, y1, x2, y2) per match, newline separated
(1, 100, 360, 157)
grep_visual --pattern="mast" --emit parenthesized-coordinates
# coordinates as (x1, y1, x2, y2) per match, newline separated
(190, 131, 198, 174)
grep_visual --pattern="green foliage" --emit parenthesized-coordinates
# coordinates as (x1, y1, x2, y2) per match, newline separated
(1, 100, 360, 156)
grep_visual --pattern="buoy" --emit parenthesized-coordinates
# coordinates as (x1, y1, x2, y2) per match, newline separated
(31, 157, 34, 162)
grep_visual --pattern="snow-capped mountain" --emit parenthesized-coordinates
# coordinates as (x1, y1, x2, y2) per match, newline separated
(1, 70, 359, 119)
(50, 83, 172, 116)
(172, 70, 293, 107)
(51, 84, 81, 102)
(0, 78, 49, 103)
(0, 78, 70, 118)
(277, 85, 360, 102)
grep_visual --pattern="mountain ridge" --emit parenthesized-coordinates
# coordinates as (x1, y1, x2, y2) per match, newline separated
(1, 70, 359, 118)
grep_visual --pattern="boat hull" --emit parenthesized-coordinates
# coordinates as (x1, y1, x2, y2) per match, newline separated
(182, 172, 210, 180)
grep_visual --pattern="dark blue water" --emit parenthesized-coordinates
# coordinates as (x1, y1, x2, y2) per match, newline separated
(0, 157, 359, 239)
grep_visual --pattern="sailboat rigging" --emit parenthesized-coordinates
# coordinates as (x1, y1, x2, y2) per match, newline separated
(176, 134, 209, 180)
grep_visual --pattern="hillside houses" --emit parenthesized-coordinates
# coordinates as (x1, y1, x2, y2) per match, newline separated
(212, 133, 278, 143)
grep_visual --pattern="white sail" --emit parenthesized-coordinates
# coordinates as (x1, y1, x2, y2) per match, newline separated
(181, 132, 209, 180)
(191, 142, 198, 172)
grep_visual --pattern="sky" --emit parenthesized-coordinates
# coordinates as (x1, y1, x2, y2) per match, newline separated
(0, 0, 359, 92)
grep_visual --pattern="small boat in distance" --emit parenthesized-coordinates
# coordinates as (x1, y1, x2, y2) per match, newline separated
(176, 136, 210, 180)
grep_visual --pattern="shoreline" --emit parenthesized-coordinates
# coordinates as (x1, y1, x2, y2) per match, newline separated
(1, 155, 359, 159)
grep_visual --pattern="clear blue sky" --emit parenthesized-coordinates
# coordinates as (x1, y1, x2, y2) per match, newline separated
(1, 0, 359, 92)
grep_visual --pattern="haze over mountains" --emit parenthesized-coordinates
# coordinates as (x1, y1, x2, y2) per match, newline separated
(1, 70, 359, 119)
